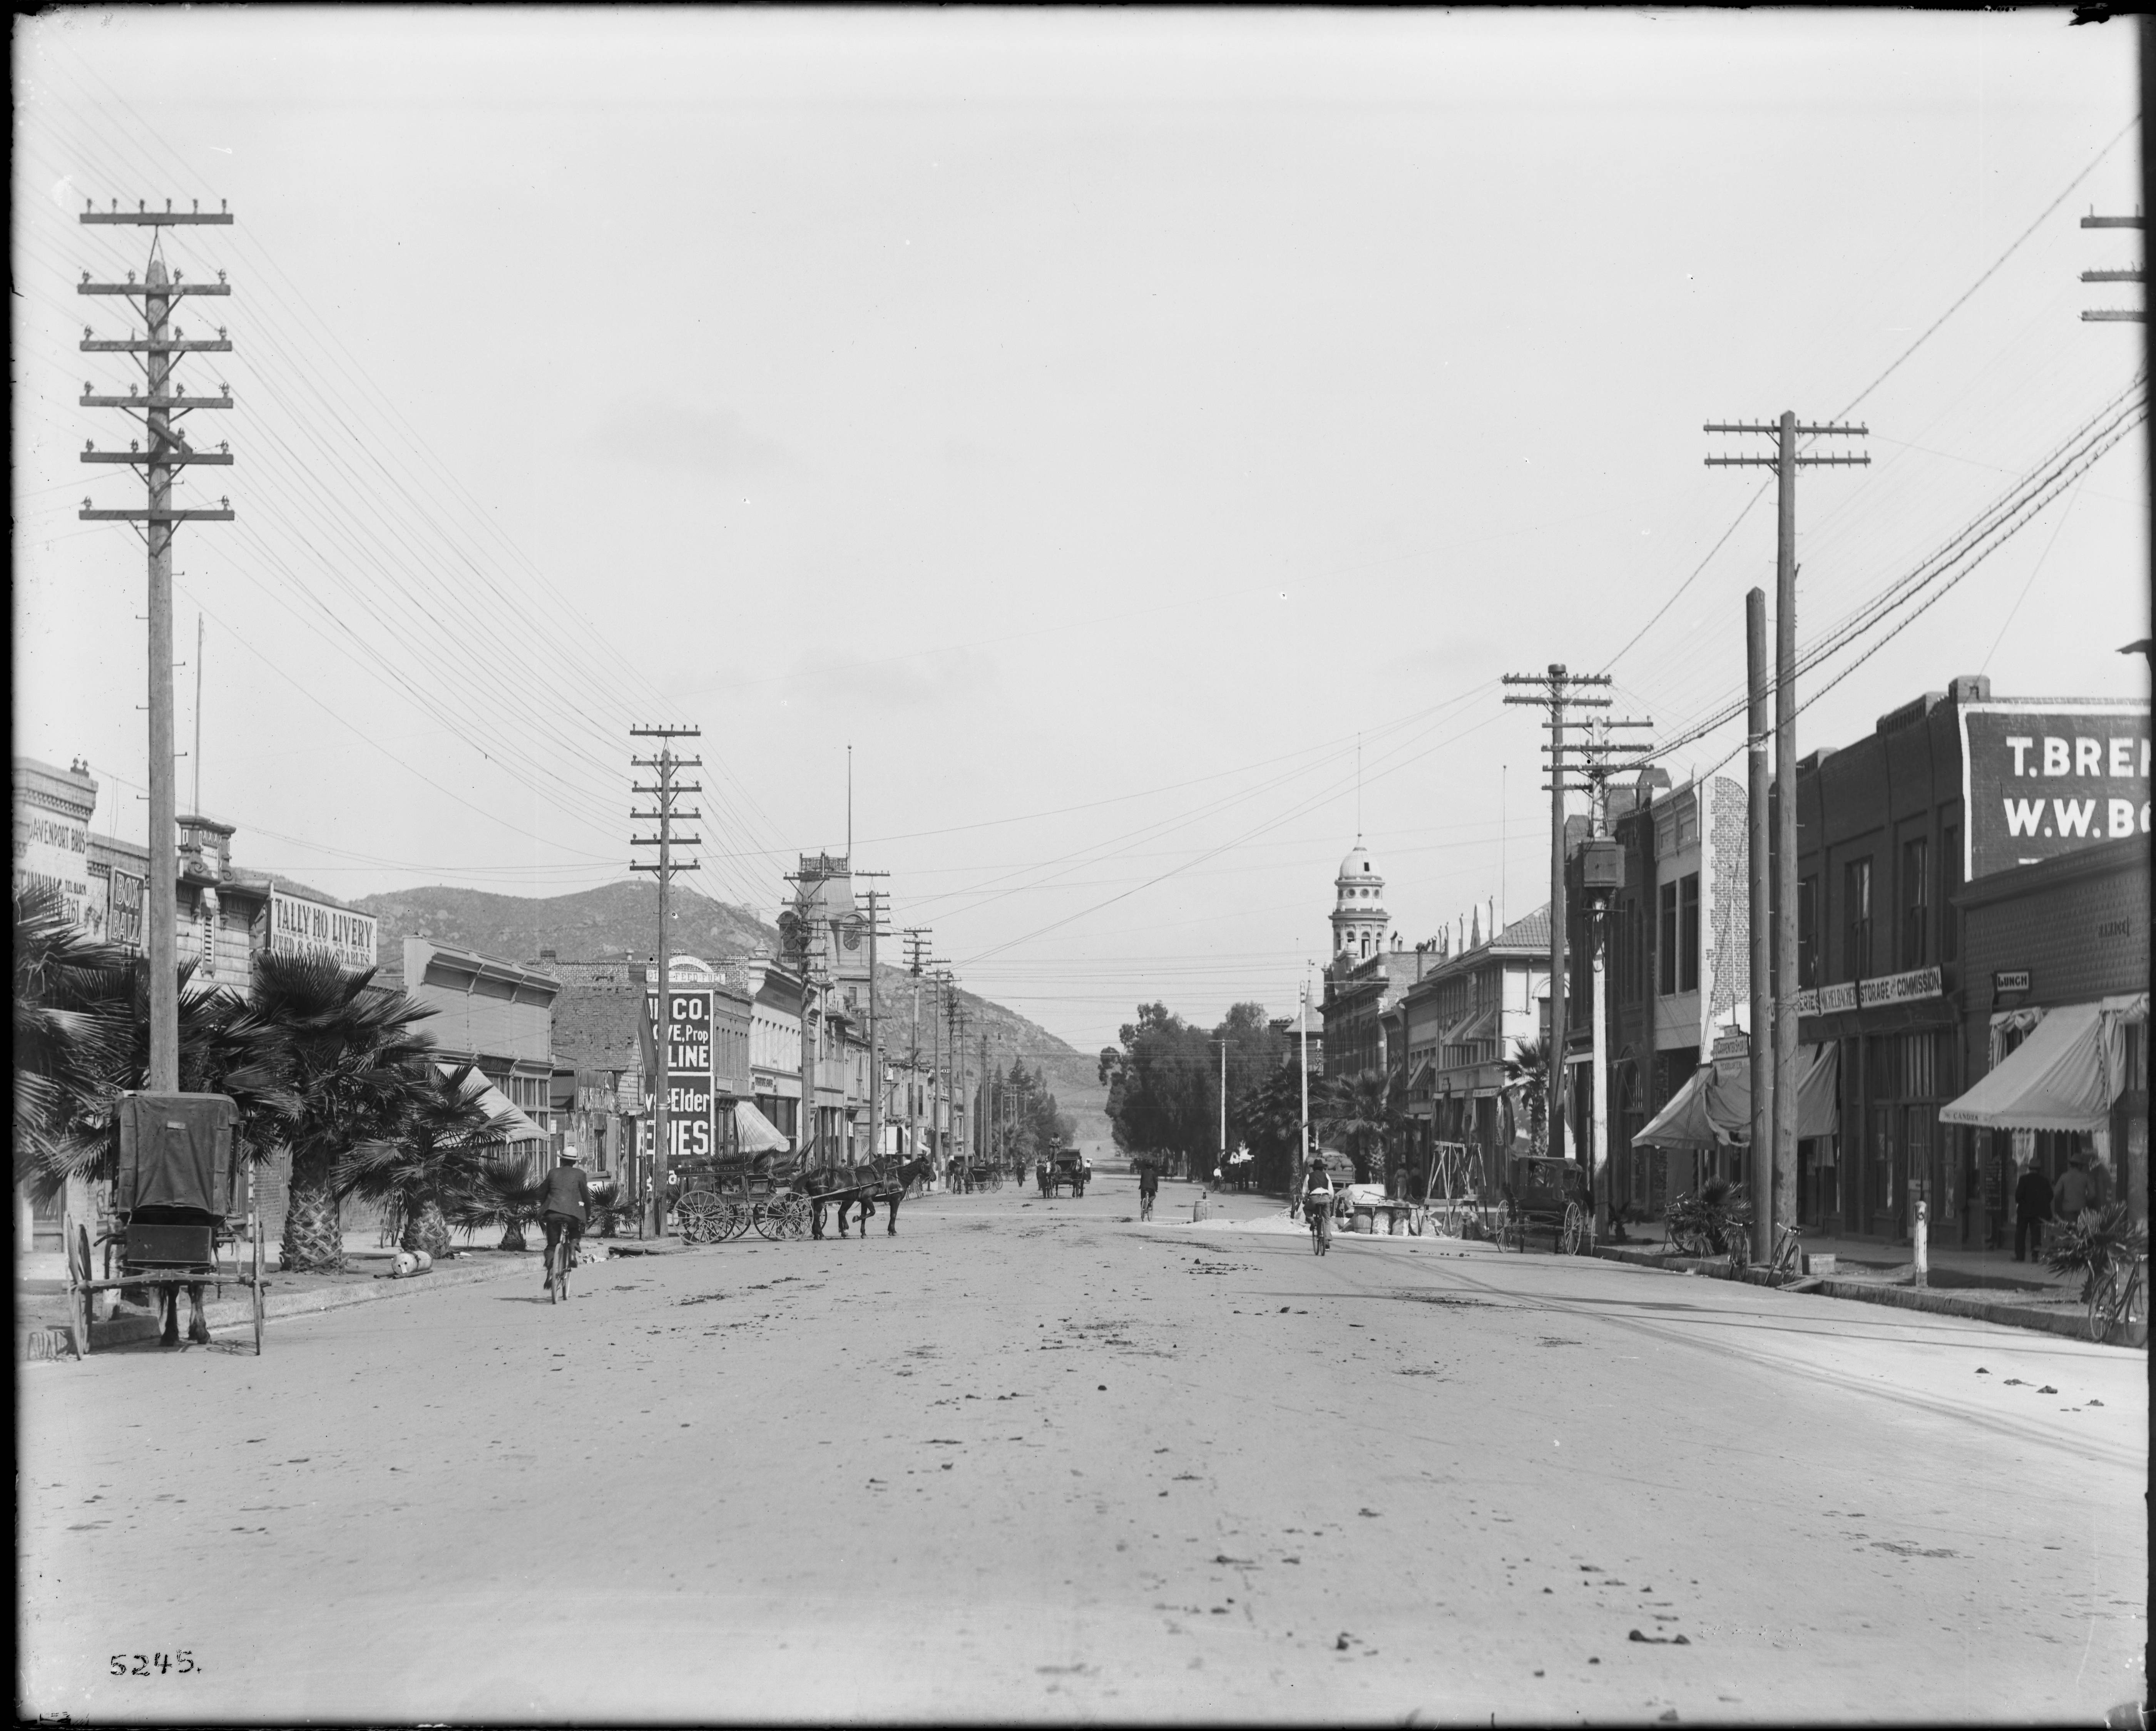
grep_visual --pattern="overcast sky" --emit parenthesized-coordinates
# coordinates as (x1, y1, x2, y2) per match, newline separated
(13, 8, 2148, 1054)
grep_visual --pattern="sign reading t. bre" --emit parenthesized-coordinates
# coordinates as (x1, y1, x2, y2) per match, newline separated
(1959, 701, 2150, 883)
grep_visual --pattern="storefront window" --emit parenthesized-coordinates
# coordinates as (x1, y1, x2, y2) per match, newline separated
(1900, 838, 1928, 968)
(1843, 859, 1872, 980)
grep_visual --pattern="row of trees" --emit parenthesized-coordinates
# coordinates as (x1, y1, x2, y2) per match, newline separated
(988, 1056, 1074, 1167)
(13, 887, 538, 1272)
(1097, 995, 1556, 1193)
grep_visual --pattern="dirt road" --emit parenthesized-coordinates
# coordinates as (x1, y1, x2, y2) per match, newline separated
(19, 1176, 2146, 1723)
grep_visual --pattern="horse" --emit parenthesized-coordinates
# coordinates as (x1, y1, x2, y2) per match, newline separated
(796, 1164, 877, 1239)
(860, 1155, 934, 1235)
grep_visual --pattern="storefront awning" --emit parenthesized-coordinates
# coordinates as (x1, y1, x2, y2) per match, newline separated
(731, 1099, 791, 1154)
(1632, 1045, 1838, 1147)
(1705, 1044, 1841, 1142)
(1939, 1002, 2109, 1134)
(434, 1062, 546, 1142)
(1404, 1057, 1433, 1094)
(1632, 1066, 1722, 1149)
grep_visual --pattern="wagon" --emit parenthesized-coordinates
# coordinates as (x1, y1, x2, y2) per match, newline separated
(674, 1151, 809, 1242)
(1042, 1149, 1087, 1198)
(1492, 1154, 1594, 1255)
(66, 1090, 267, 1357)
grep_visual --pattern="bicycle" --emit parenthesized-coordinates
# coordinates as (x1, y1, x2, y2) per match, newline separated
(2087, 1254, 2147, 1345)
(1139, 1187, 1155, 1222)
(1305, 1196, 1332, 1256)
(1763, 1219, 1803, 1286)
(547, 1231, 579, 1304)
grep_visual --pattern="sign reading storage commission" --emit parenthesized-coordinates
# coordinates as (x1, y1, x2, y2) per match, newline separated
(1959, 701, 2151, 883)
(268, 887, 378, 969)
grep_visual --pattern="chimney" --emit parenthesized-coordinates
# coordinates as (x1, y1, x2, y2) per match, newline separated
(539, 947, 558, 965)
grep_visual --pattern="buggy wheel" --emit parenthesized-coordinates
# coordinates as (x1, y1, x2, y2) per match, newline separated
(65, 1224, 92, 1360)
(251, 1223, 266, 1355)
(782, 1194, 813, 1238)
(753, 1199, 786, 1240)
(2087, 1265, 2120, 1343)
(1559, 1202, 1586, 1256)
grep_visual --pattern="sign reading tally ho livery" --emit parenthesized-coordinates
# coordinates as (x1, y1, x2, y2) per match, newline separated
(1959, 701, 2151, 883)
(268, 886, 378, 969)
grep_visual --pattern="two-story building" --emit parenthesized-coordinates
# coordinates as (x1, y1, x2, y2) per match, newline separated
(1397, 904, 1553, 1191)
(1780, 679, 2148, 1244)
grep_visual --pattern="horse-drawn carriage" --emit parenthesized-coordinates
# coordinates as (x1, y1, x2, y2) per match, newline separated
(673, 1151, 810, 1242)
(1039, 1147, 1087, 1198)
(65, 1090, 267, 1357)
(1492, 1154, 1594, 1255)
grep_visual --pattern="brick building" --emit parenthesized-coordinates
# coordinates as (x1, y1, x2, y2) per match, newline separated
(1944, 835, 2149, 1238)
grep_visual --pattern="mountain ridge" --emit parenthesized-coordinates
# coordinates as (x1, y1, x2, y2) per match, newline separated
(352, 880, 1106, 1134)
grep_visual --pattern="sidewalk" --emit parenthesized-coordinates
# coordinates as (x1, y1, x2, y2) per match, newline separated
(15, 1227, 664, 1361)
(1589, 1236, 2142, 1348)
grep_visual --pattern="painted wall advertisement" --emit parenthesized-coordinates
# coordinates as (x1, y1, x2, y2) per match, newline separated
(1960, 701, 2151, 883)
(268, 887, 378, 968)
(644, 987, 716, 1166)
(13, 805, 92, 928)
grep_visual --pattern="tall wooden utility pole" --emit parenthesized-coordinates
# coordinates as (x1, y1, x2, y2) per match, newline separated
(902, 930, 930, 1167)
(1707, 414, 1867, 1246)
(979, 1029, 991, 1176)
(79, 197, 236, 1093)
(631, 726, 702, 1236)
(2079, 209, 2145, 321)
(1746, 587, 1775, 1262)
(1505, 665, 1628, 1161)
(860, 883, 890, 1165)
(781, 862, 830, 1172)
(1568, 716, 1651, 1235)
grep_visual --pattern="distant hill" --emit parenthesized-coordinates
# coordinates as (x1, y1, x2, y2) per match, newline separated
(353, 880, 1107, 1137)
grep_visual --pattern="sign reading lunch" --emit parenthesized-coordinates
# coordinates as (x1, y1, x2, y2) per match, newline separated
(268, 886, 378, 968)
(1960, 701, 2150, 883)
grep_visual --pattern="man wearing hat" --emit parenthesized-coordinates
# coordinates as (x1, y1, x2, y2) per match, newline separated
(538, 1145, 593, 1293)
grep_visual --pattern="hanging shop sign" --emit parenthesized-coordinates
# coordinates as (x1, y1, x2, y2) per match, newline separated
(1992, 969, 2032, 996)
(268, 887, 377, 969)
(1959, 701, 2151, 883)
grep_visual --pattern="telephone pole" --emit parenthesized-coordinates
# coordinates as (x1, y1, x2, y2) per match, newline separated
(2079, 209, 2144, 322)
(1706, 413, 1868, 1248)
(79, 196, 236, 1093)
(902, 930, 930, 1167)
(631, 725, 702, 1236)
(1505, 665, 1631, 1161)
(1746, 587, 1775, 1263)
(860, 882, 892, 1165)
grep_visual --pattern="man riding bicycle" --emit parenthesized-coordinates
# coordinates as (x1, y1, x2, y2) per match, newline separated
(538, 1146, 592, 1292)
(1137, 1160, 1159, 1216)
(1301, 1155, 1335, 1245)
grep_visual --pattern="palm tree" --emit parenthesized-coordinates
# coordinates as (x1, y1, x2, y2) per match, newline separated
(1501, 1036, 1551, 1155)
(1230, 1064, 1305, 1195)
(13, 888, 136, 1205)
(13, 886, 292, 1206)
(251, 950, 439, 1273)
(1318, 1067, 1399, 1187)
(334, 1062, 528, 1258)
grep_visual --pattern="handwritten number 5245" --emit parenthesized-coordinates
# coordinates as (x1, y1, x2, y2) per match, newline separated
(109, 1653, 194, 1676)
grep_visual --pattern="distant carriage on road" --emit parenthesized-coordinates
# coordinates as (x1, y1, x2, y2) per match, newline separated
(1041, 1147, 1087, 1198)
(1493, 1154, 1594, 1255)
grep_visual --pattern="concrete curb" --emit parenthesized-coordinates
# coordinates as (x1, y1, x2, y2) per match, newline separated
(1587, 1243, 2146, 1348)
(17, 1248, 587, 1361)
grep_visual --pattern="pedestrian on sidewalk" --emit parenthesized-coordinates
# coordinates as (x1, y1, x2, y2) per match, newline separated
(2052, 1153, 2094, 1223)
(2012, 1161, 2053, 1263)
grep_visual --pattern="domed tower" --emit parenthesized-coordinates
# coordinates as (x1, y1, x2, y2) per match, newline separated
(1330, 840, 1389, 963)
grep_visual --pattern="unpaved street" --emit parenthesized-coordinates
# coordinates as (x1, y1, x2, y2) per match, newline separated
(20, 1176, 2147, 1724)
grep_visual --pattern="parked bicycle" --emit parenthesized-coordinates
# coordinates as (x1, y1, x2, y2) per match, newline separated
(2087, 1253, 2146, 1345)
(1763, 1219, 1803, 1286)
